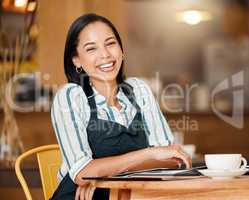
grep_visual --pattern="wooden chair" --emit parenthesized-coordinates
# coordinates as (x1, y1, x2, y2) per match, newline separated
(15, 144, 61, 200)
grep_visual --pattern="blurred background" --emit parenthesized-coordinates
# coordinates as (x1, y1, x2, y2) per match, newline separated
(0, 0, 249, 199)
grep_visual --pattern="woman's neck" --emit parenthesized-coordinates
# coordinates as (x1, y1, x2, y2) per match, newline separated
(90, 79, 119, 106)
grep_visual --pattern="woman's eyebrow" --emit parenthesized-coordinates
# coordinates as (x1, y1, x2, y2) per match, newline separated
(105, 36, 116, 42)
(82, 36, 115, 47)
(83, 42, 95, 48)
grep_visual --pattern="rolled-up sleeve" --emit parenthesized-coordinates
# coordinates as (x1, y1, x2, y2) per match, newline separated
(51, 84, 93, 182)
(127, 78, 174, 146)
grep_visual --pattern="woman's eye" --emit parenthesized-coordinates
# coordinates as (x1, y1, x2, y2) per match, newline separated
(86, 47, 96, 52)
(106, 41, 116, 46)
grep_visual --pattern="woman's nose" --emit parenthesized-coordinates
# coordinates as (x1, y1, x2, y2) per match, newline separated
(99, 46, 111, 58)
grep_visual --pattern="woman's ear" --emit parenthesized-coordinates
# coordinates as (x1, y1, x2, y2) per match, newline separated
(72, 56, 81, 68)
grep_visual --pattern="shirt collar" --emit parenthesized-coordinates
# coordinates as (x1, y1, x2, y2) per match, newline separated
(89, 84, 127, 111)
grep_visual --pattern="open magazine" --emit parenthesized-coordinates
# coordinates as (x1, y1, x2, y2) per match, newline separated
(82, 166, 207, 181)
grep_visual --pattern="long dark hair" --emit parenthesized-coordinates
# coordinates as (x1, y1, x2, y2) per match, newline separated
(64, 13, 125, 94)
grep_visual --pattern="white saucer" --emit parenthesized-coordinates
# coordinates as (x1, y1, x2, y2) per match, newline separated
(198, 169, 248, 180)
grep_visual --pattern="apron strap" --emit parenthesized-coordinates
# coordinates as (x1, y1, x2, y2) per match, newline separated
(120, 82, 141, 112)
(80, 80, 98, 118)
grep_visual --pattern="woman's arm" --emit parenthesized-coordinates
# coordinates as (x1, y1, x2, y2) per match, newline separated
(75, 144, 191, 186)
(51, 85, 94, 182)
(130, 77, 174, 146)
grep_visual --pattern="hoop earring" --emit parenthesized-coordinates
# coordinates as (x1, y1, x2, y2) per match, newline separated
(76, 66, 83, 74)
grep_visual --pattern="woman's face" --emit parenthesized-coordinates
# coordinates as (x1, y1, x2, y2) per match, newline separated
(72, 21, 123, 85)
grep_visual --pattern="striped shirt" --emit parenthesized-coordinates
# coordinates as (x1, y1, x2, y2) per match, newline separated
(51, 77, 174, 182)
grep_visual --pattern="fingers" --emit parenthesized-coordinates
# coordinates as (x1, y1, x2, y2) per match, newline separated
(176, 149, 191, 168)
(178, 153, 192, 169)
(75, 186, 81, 200)
(89, 186, 96, 200)
(179, 147, 192, 168)
(153, 145, 192, 168)
(75, 185, 95, 200)
(169, 157, 183, 168)
(79, 186, 86, 200)
(85, 185, 96, 200)
(169, 145, 192, 169)
(75, 186, 87, 200)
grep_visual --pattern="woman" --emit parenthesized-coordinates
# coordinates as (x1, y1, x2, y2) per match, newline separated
(51, 13, 191, 200)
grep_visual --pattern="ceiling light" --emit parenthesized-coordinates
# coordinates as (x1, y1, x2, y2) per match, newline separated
(176, 10, 212, 25)
(14, 0, 28, 8)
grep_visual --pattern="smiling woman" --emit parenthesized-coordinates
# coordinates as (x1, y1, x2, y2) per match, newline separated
(50, 13, 191, 200)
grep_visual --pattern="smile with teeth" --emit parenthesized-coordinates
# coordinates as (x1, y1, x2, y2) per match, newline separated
(98, 62, 115, 72)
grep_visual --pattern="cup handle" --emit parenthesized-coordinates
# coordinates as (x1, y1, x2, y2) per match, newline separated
(240, 157, 247, 169)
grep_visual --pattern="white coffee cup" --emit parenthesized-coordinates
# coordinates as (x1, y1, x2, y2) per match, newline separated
(205, 154, 247, 170)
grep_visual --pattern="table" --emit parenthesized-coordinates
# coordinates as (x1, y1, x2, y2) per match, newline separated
(89, 176, 249, 200)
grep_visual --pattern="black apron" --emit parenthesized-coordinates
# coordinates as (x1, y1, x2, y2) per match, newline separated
(50, 82, 149, 200)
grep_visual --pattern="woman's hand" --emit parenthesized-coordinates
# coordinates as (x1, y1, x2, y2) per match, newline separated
(150, 145, 192, 168)
(75, 185, 96, 200)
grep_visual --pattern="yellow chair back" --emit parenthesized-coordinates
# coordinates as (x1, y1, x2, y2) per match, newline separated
(15, 144, 62, 200)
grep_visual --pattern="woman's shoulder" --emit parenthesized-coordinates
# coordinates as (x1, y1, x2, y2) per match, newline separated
(125, 77, 148, 87)
(53, 83, 87, 102)
(125, 77, 151, 94)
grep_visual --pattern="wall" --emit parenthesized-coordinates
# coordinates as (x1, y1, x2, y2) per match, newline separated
(37, 0, 86, 86)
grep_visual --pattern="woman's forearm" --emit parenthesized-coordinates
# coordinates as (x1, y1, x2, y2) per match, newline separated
(75, 147, 153, 185)
(75, 146, 181, 185)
